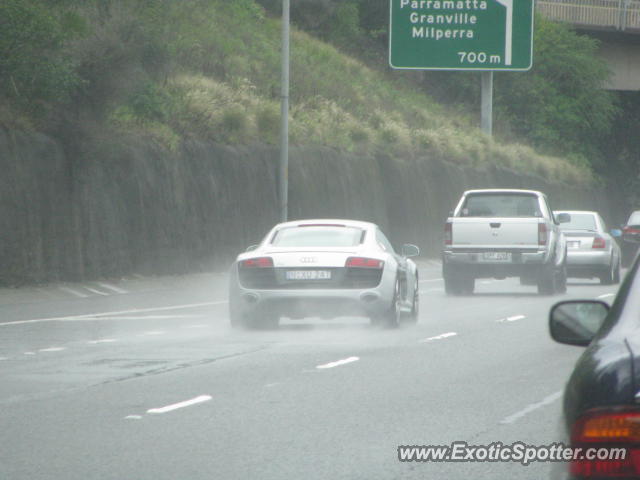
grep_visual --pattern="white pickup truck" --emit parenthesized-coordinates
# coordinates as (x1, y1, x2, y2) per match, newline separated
(442, 189, 570, 295)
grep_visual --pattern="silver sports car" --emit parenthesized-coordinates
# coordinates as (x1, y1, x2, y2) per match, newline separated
(228, 219, 420, 328)
(554, 210, 622, 285)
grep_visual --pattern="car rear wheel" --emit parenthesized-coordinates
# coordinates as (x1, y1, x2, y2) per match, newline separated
(402, 279, 419, 325)
(378, 280, 401, 328)
(599, 258, 616, 285)
(613, 258, 621, 284)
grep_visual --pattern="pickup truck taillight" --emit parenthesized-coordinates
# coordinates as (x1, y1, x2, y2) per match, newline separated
(592, 236, 606, 249)
(445, 222, 452, 246)
(538, 223, 548, 246)
(570, 409, 640, 478)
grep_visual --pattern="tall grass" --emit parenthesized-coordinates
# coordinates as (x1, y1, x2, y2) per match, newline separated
(55, 0, 590, 185)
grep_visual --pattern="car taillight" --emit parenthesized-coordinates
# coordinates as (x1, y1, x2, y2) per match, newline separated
(570, 410, 640, 478)
(240, 257, 273, 268)
(538, 223, 548, 246)
(624, 227, 640, 234)
(345, 257, 384, 269)
(445, 222, 452, 246)
(592, 236, 606, 249)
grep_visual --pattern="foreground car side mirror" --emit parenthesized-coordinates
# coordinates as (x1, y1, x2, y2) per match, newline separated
(245, 245, 259, 252)
(401, 244, 420, 258)
(549, 300, 609, 347)
(556, 213, 571, 224)
(611, 228, 622, 238)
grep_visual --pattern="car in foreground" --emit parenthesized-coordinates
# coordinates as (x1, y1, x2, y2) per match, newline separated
(621, 210, 640, 266)
(443, 189, 569, 295)
(549, 256, 640, 479)
(228, 219, 420, 329)
(554, 210, 621, 285)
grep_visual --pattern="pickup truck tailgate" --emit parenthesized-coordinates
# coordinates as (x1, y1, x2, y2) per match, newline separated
(451, 218, 541, 249)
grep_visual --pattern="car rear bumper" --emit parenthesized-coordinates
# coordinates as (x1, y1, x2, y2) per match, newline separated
(442, 249, 552, 279)
(566, 250, 610, 267)
(233, 285, 393, 319)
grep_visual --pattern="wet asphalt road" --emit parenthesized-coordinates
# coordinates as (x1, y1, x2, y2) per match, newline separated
(0, 263, 623, 480)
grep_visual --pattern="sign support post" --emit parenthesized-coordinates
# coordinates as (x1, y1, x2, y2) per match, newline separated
(481, 71, 493, 136)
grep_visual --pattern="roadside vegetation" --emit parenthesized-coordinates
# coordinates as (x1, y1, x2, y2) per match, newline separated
(1, 0, 626, 186)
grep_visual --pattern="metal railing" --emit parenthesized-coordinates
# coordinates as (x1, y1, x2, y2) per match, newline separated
(537, 0, 640, 32)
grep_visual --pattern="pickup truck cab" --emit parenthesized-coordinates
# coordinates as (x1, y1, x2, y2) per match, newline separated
(442, 189, 570, 295)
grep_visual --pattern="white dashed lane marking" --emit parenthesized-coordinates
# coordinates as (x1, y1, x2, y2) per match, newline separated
(316, 357, 360, 369)
(420, 332, 457, 343)
(497, 315, 526, 323)
(147, 395, 212, 414)
(500, 391, 562, 424)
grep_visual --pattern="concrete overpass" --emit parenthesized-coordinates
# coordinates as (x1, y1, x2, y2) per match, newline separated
(537, 0, 640, 90)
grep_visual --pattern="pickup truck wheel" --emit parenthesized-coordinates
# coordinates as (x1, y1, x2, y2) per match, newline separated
(537, 267, 556, 295)
(459, 276, 475, 295)
(556, 265, 567, 294)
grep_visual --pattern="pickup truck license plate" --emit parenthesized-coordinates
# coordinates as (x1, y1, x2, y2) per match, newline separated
(482, 252, 511, 262)
(285, 270, 331, 280)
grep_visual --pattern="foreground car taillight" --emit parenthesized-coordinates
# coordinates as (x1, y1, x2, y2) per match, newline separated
(592, 236, 606, 249)
(240, 257, 274, 268)
(345, 257, 384, 269)
(444, 222, 452, 246)
(623, 227, 640, 235)
(538, 223, 548, 246)
(570, 410, 640, 478)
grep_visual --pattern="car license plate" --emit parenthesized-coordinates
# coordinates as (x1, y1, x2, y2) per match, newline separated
(567, 241, 581, 249)
(285, 270, 331, 280)
(482, 252, 511, 262)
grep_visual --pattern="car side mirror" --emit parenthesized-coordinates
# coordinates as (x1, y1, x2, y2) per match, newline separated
(245, 245, 259, 252)
(549, 300, 609, 347)
(611, 229, 622, 238)
(401, 244, 420, 258)
(556, 213, 571, 224)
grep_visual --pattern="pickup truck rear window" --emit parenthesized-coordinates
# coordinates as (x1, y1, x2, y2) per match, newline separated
(460, 193, 542, 218)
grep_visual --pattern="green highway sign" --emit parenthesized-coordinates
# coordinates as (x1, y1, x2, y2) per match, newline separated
(389, 0, 534, 71)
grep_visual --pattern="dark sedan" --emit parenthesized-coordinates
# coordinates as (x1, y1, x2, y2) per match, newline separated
(549, 257, 640, 479)
(621, 210, 640, 266)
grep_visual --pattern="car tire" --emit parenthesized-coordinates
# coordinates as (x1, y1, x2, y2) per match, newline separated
(599, 258, 616, 285)
(613, 258, 621, 284)
(537, 266, 556, 295)
(379, 280, 401, 328)
(556, 264, 567, 294)
(402, 279, 419, 325)
(229, 298, 253, 329)
(444, 266, 473, 296)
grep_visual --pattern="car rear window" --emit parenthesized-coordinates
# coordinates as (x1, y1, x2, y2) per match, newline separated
(558, 213, 597, 231)
(460, 194, 541, 218)
(628, 211, 640, 226)
(271, 226, 365, 247)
